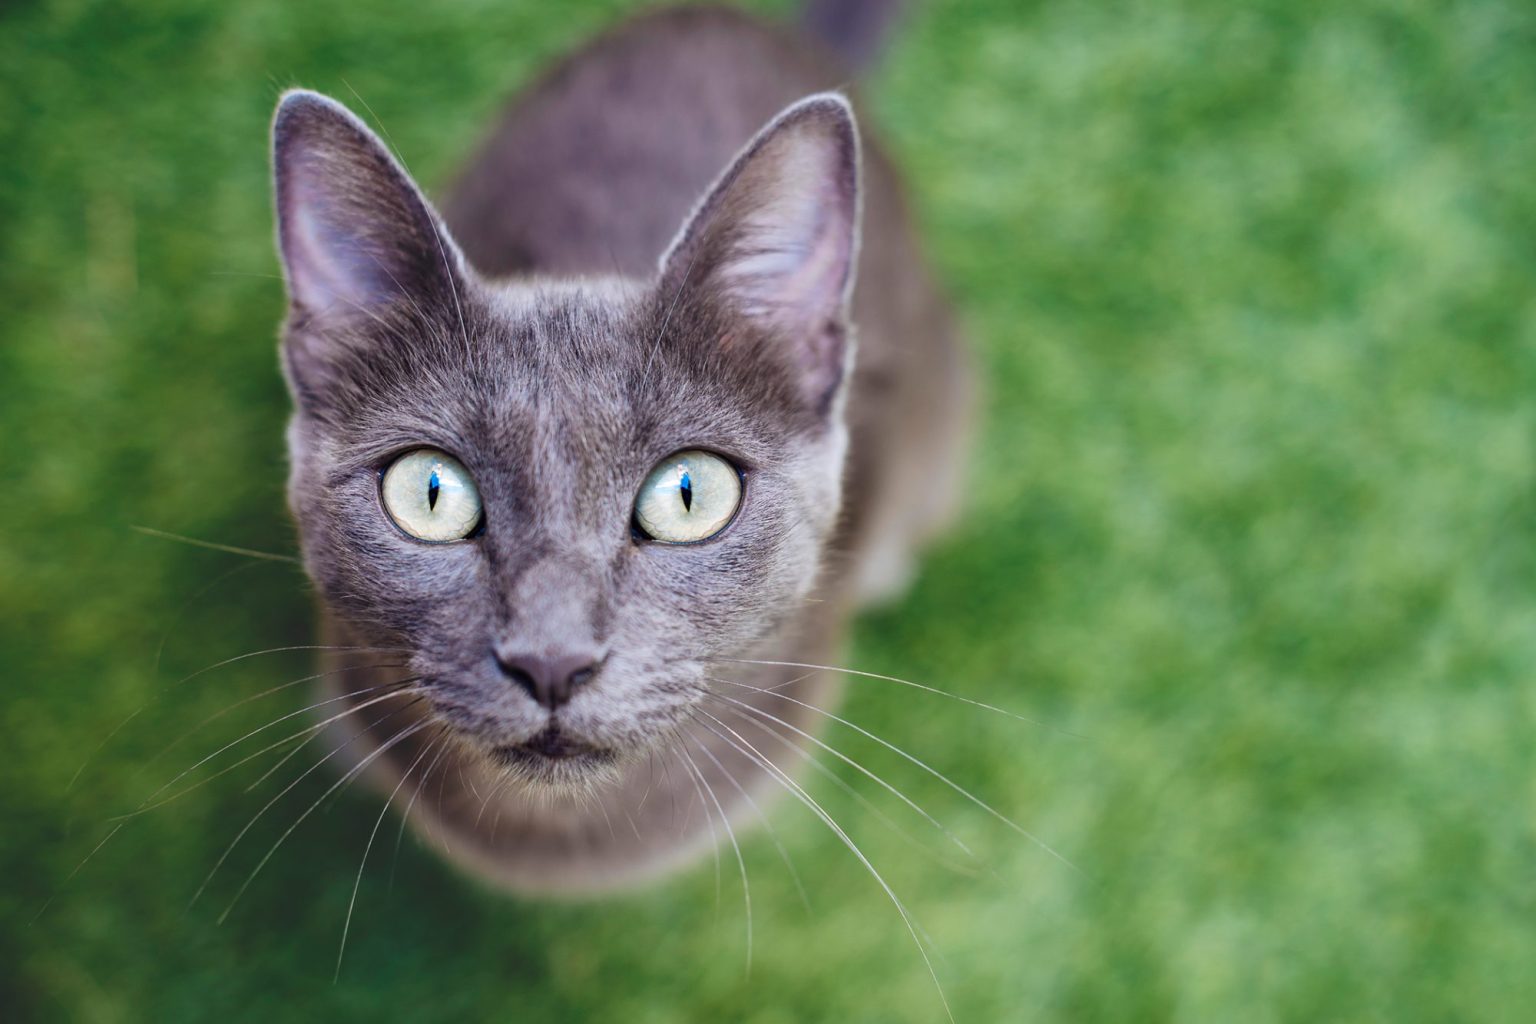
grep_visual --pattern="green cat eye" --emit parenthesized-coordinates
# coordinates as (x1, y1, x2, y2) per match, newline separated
(381, 448, 483, 542)
(634, 450, 742, 544)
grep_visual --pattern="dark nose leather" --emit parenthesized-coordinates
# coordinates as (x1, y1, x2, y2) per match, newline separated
(493, 648, 601, 710)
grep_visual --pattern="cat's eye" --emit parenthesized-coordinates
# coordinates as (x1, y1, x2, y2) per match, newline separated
(380, 449, 483, 542)
(633, 450, 742, 544)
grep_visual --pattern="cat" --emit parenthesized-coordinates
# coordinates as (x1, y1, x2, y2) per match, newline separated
(273, 1, 971, 894)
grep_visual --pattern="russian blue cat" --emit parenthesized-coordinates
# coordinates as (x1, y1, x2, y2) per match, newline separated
(273, 4, 969, 893)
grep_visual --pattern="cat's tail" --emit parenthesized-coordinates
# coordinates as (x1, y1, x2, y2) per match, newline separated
(800, 0, 905, 75)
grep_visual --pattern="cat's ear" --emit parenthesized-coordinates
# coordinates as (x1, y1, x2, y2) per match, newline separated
(658, 93, 861, 412)
(272, 89, 465, 326)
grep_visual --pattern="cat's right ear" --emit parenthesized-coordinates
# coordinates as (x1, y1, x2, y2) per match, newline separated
(657, 93, 860, 416)
(272, 91, 465, 390)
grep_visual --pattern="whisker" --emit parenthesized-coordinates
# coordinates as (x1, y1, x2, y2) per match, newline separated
(130, 663, 408, 789)
(717, 657, 1074, 735)
(707, 697, 983, 879)
(594, 793, 618, 843)
(457, 761, 483, 805)
(176, 645, 413, 687)
(678, 742, 722, 908)
(46, 687, 413, 921)
(662, 748, 680, 824)
(123, 680, 421, 817)
(621, 805, 645, 843)
(92, 643, 412, 777)
(64, 709, 147, 798)
(188, 694, 422, 912)
(680, 740, 753, 975)
(255, 691, 424, 816)
(704, 683, 976, 859)
(67, 643, 403, 804)
(130, 525, 302, 564)
(29, 821, 126, 925)
(711, 677, 1080, 875)
(336, 725, 441, 980)
(391, 736, 452, 892)
(433, 744, 456, 859)
(690, 708, 953, 1024)
(709, 701, 956, 954)
(686, 721, 811, 914)
(474, 773, 512, 831)
(636, 749, 658, 816)
(219, 714, 431, 926)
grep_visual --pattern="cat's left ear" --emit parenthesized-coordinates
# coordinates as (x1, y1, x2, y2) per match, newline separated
(271, 89, 465, 326)
(658, 93, 861, 413)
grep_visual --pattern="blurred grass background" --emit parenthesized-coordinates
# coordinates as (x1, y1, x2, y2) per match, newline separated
(4, 0, 1536, 1019)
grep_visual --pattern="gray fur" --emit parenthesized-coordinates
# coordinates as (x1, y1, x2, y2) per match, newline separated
(272, 5, 969, 894)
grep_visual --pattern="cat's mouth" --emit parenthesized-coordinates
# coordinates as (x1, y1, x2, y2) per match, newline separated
(491, 726, 616, 774)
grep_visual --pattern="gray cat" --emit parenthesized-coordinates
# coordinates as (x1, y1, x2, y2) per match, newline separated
(273, 3, 970, 894)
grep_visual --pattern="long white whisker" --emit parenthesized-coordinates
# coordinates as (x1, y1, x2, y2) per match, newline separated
(432, 746, 456, 859)
(593, 792, 618, 843)
(235, 682, 417, 805)
(474, 772, 514, 831)
(680, 740, 753, 975)
(391, 736, 452, 892)
(65, 644, 405, 799)
(686, 722, 811, 913)
(691, 709, 953, 1024)
(711, 676, 1080, 875)
(708, 697, 984, 879)
(218, 715, 431, 925)
(336, 725, 440, 980)
(717, 657, 1072, 734)
(129, 525, 301, 564)
(707, 704, 954, 955)
(131, 664, 408, 791)
(704, 682, 977, 860)
(188, 694, 422, 911)
(29, 821, 126, 925)
(124, 680, 421, 816)
(147, 559, 269, 709)
(42, 685, 418, 925)
(673, 741, 721, 907)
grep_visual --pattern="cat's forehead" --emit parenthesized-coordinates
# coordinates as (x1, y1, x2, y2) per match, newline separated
(462, 279, 789, 466)
(479, 278, 650, 377)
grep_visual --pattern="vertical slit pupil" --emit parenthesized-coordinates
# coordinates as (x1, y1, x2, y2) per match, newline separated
(427, 469, 441, 511)
(679, 468, 693, 512)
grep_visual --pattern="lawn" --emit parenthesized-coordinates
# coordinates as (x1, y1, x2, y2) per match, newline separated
(4, 0, 1535, 1020)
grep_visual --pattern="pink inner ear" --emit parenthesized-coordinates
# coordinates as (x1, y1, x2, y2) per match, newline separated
(712, 130, 855, 340)
(652, 94, 860, 409)
(276, 93, 462, 321)
(286, 194, 367, 315)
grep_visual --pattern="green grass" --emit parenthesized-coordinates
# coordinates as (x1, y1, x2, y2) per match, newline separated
(5, 0, 1536, 1019)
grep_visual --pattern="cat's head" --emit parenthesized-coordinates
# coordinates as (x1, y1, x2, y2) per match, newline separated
(271, 90, 860, 788)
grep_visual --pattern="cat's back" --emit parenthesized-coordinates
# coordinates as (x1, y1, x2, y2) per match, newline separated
(445, 4, 970, 604)
(445, 6, 855, 278)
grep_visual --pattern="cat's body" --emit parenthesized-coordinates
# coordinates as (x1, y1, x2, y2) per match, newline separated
(279, 4, 969, 894)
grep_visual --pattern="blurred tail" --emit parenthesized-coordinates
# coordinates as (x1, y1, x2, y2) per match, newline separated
(800, 0, 905, 75)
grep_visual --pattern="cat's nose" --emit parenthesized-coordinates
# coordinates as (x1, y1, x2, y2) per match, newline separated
(492, 647, 602, 710)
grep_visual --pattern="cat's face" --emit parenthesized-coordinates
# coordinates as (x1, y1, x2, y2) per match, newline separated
(272, 92, 859, 787)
